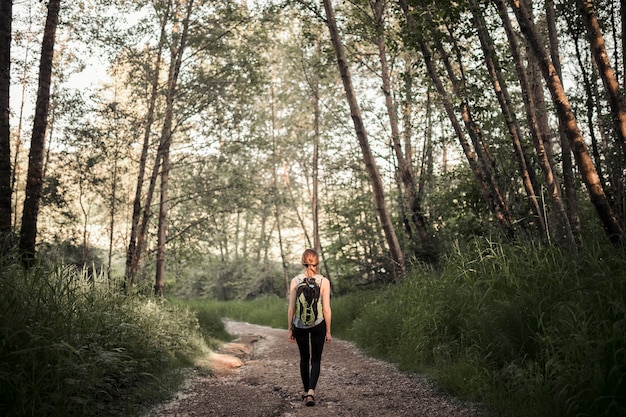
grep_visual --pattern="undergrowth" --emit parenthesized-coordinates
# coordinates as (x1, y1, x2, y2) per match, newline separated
(349, 239, 626, 417)
(0, 263, 210, 417)
(8, 236, 621, 417)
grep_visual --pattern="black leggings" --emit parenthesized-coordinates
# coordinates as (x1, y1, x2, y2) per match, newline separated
(292, 320, 326, 391)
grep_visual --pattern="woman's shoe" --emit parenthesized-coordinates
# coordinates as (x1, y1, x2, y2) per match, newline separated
(303, 394, 315, 406)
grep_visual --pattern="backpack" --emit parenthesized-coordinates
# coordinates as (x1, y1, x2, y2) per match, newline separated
(295, 275, 321, 326)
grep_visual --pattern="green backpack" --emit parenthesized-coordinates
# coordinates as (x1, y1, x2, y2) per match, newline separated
(295, 276, 321, 326)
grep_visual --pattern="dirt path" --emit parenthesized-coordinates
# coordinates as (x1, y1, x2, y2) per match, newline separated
(147, 320, 486, 416)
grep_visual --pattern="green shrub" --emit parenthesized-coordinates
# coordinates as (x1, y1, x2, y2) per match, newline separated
(0, 262, 209, 417)
(348, 238, 626, 417)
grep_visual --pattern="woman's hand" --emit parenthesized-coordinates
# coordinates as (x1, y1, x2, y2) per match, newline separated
(325, 332, 332, 342)
(288, 328, 295, 343)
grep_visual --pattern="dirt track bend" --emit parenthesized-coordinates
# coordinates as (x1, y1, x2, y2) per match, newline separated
(146, 320, 486, 417)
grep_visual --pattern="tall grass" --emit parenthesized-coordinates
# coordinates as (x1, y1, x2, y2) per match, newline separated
(349, 239, 626, 417)
(0, 262, 210, 417)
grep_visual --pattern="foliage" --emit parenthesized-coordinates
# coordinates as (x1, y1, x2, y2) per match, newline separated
(0, 261, 211, 417)
(348, 238, 626, 417)
(169, 254, 288, 301)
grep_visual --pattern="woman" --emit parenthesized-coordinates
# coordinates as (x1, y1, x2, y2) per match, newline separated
(288, 248, 332, 407)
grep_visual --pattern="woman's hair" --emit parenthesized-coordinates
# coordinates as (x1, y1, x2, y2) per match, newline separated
(302, 249, 319, 277)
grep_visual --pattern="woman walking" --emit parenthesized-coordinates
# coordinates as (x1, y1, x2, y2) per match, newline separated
(288, 248, 332, 406)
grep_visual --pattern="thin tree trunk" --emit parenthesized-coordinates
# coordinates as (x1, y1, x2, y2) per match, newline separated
(572, 32, 608, 199)
(371, 0, 436, 262)
(11, 7, 35, 229)
(468, 0, 545, 238)
(322, 0, 405, 276)
(508, 0, 624, 246)
(77, 156, 91, 265)
(125, 0, 171, 291)
(578, 0, 626, 154)
(495, 0, 576, 248)
(619, 1, 626, 82)
(401, 1, 514, 237)
(284, 164, 312, 248)
(108, 115, 120, 282)
(546, 0, 581, 236)
(155, 0, 194, 296)
(312, 32, 321, 254)
(0, 0, 11, 252)
(19, 0, 61, 266)
(269, 82, 289, 297)
(402, 59, 414, 173)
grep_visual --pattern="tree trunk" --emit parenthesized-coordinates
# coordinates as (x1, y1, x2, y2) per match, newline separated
(312, 33, 321, 254)
(19, 0, 61, 266)
(401, 1, 515, 238)
(155, 0, 194, 297)
(372, 0, 437, 263)
(494, 0, 576, 249)
(508, 0, 624, 246)
(578, 0, 626, 154)
(622, 1, 625, 84)
(269, 82, 289, 297)
(468, 0, 545, 238)
(322, 0, 405, 276)
(11, 11, 36, 230)
(125, 0, 171, 291)
(546, 0, 581, 236)
(108, 147, 118, 282)
(0, 0, 11, 252)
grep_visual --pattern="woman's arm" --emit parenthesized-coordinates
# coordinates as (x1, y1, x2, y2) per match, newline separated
(321, 278, 332, 342)
(287, 278, 297, 342)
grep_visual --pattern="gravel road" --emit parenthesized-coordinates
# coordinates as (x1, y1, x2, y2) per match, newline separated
(146, 320, 486, 417)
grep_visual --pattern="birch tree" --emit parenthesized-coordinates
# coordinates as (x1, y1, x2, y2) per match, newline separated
(322, 0, 406, 276)
(508, 0, 624, 246)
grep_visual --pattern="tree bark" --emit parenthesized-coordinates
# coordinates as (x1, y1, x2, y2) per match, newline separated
(371, 0, 436, 263)
(508, 0, 624, 246)
(0, 0, 12, 252)
(125, 0, 171, 291)
(402, 2, 515, 238)
(546, 0, 580, 236)
(19, 0, 61, 265)
(312, 31, 321, 254)
(578, 0, 626, 154)
(322, 0, 405, 276)
(468, 0, 545, 238)
(155, 0, 194, 296)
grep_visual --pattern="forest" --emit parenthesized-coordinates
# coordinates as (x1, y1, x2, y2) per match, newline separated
(0, 0, 625, 416)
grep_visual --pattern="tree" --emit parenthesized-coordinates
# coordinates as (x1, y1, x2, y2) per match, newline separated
(578, 0, 626, 154)
(467, 0, 545, 240)
(155, 0, 194, 296)
(399, 0, 516, 239)
(125, 0, 172, 291)
(492, 0, 575, 249)
(508, 0, 624, 246)
(322, 0, 406, 276)
(19, 0, 61, 265)
(369, 0, 437, 262)
(0, 0, 11, 252)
